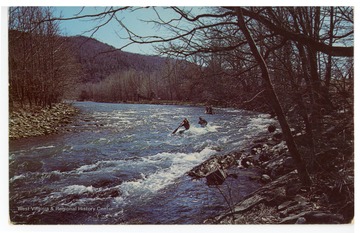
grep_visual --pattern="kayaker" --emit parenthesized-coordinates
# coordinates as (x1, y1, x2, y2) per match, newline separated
(181, 118, 190, 130)
(172, 118, 190, 134)
(198, 117, 207, 127)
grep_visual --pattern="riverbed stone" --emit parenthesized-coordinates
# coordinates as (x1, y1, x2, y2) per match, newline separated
(235, 194, 265, 212)
(279, 201, 312, 218)
(261, 174, 271, 183)
(20, 160, 43, 172)
(206, 168, 227, 185)
(277, 200, 298, 211)
(268, 124, 276, 133)
(294, 217, 306, 224)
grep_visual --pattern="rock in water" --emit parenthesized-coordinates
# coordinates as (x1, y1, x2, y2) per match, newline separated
(268, 124, 276, 133)
(206, 168, 227, 185)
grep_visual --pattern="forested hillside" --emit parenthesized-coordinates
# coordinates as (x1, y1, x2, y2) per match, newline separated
(65, 36, 168, 83)
(66, 35, 249, 107)
(64, 36, 203, 104)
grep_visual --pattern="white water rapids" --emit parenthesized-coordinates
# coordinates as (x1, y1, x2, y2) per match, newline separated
(9, 102, 277, 224)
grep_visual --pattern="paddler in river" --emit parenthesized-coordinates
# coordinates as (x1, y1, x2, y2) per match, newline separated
(198, 117, 207, 127)
(172, 118, 190, 134)
(205, 106, 213, 114)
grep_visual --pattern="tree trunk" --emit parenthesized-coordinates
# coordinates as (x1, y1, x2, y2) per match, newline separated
(235, 8, 312, 186)
(324, 7, 335, 109)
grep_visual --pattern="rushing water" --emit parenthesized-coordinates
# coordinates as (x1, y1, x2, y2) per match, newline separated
(9, 102, 276, 224)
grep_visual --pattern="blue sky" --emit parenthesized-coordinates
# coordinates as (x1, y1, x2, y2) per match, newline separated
(53, 7, 209, 55)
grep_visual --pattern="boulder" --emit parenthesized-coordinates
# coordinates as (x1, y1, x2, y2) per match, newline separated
(20, 160, 43, 172)
(261, 174, 272, 183)
(251, 143, 263, 155)
(295, 217, 307, 224)
(206, 168, 227, 185)
(277, 200, 298, 211)
(218, 155, 238, 168)
(188, 158, 220, 178)
(268, 125, 276, 133)
(279, 201, 312, 218)
(253, 137, 268, 144)
(233, 194, 265, 213)
(258, 152, 271, 163)
(240, 157, 254, 168)
(264, 157, 284, 176)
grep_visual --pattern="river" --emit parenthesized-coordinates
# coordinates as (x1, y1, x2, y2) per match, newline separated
(9, 102, 276, 224)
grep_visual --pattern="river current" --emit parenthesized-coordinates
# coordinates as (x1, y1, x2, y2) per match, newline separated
(9, 102, 276, 224)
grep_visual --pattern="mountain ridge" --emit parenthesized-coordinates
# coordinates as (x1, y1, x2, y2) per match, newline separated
(65, 35, 171, 83)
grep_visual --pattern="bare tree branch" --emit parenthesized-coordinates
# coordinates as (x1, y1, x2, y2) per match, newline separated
(50, 7, 130, 21)
(231, 7, 353, 57)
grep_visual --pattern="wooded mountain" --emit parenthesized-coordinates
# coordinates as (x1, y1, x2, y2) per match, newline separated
(64, 36, 170, 83)
(9, 27, 204, 105)
(64, 35, 208, 104)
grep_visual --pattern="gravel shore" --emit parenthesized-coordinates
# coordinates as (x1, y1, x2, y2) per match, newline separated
(9, 103, 79, 140)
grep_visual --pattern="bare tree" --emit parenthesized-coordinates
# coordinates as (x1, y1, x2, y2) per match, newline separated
(50, 6, 353, 185)
(9, 7, 78, 109)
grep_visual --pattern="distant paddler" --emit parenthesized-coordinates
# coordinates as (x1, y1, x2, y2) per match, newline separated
(205, 106, 213, 114)
(198, 117, 207, 127)
(172, 118, 190, 134)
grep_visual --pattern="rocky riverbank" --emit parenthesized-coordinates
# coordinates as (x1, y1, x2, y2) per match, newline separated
(188, 120, 354, 224)
(9, 103, 79, 140)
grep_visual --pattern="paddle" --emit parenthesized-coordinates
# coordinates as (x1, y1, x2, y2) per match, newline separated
(172, 123, 183, 134)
